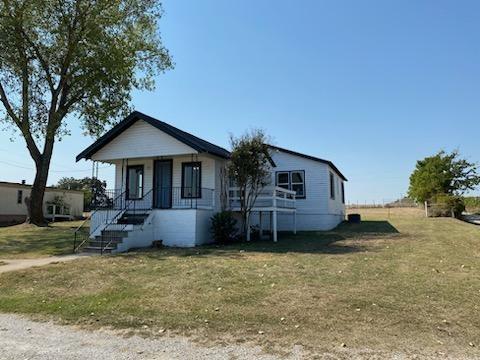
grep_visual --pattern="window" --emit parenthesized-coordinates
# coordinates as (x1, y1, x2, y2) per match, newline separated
(276, 172, 290, 190)
(341, 182, 345, 204)
(182, 162, 201, 198)
(127, 165, 144, 199)
(330, 172, 335, 199)
(290, 171, 305, 198)
(17, 190, 23, 204)
(275, 170, 306, 199)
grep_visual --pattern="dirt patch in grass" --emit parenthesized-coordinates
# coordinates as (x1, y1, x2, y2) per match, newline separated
(0, 210, 479, 358)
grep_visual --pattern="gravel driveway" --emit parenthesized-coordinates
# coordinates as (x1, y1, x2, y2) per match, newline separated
(0, 314, 305, 360)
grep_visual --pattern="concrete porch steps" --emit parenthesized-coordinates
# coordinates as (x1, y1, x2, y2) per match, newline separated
(82, 212, 150, 254)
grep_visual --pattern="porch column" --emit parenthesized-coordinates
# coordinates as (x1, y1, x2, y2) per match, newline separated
(273, 210, 278, 242)
(259, 211, 263, 239)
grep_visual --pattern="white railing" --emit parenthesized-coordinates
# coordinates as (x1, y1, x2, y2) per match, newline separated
(228, 186, 296, 211)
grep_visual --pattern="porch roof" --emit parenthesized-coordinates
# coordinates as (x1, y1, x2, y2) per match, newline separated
(76, 111, 231, 162)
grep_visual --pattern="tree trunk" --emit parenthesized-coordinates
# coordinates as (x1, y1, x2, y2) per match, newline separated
(25, 139, 54, 226)
(25, 161, 49, 225)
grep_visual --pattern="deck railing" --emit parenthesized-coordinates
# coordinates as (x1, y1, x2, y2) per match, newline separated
(228, 186, 296, 210)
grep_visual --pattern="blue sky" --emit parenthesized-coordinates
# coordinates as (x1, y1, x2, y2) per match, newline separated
(1, 0, 479, 203)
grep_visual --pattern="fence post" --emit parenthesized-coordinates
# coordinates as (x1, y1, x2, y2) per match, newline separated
(424, 201, 428, 218)
(73, 232, 77, 253)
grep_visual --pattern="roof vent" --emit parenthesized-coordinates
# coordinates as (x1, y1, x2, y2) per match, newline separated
(21, 180, 26, 185)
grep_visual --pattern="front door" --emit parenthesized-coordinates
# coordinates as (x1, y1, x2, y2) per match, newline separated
(154, 160, 172, 209)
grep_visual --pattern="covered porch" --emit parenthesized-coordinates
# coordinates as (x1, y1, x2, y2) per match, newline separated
(90, 153, 217, 212)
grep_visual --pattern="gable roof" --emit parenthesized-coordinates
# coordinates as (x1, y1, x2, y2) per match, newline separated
(268, 145, 348, 181)
(76, 111, 231, 162)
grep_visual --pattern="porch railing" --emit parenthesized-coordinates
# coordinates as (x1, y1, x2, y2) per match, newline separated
(90, 187, 215, 211)
(155, 187, 215, 209)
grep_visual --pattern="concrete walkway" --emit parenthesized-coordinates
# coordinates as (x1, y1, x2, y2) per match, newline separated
(0, 254, 86, 274)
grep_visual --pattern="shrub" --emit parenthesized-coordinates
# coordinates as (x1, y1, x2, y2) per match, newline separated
(463, 197, 480, 213)
(211, 211, 238, 244)
(430, 194, 465, 218)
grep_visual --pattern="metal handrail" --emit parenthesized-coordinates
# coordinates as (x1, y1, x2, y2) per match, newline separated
(73, 190, 127, 253)
(100, 189, 154, 254)
(73, 213, 92, 253)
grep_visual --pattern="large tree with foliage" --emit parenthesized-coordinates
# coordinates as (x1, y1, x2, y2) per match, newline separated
(228, 129, 271, 240)
(408, 150, 480, 203)
(55, 176, 107, 211)
(0, 0, 173, 225)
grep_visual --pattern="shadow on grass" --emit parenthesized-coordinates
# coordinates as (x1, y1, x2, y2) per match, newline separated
(131, 220, 400, 258)
(0, 224, 75, 257)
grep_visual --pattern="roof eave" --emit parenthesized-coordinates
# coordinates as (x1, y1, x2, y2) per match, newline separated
(268, 145, 348, 181)
(76, 111, 231, 162)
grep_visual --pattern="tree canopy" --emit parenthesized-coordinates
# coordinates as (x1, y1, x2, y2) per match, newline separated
(408, 150, 480, 203)
(0, 0, 173, 224)
(55, 176, 107, 211)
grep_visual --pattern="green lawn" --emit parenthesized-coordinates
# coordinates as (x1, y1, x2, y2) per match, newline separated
(0, 209, 479, 357)
(0, 221, 83, 258)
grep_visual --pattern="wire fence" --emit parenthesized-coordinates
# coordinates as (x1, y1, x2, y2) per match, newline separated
(346, 198, 418, 209)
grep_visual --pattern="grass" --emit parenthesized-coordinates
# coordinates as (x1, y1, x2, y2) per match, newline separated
(0, 208, 479, 357)
(0, 221, 84, 259)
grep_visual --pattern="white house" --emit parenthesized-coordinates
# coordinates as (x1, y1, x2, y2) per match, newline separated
(0, 181, 84, 225)
(75, 111, 347, 253)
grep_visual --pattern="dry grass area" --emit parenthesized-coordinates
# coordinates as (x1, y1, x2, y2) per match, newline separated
(0, 221, 84, 259)
(0, 208, 479, 358)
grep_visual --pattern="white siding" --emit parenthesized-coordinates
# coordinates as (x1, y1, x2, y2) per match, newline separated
(0, 184, 84, 218)
(251, 149, 346, 231)
(91, 120, 197, 161)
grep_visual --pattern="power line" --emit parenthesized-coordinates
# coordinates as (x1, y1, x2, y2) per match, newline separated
(0, 159, 111, 173)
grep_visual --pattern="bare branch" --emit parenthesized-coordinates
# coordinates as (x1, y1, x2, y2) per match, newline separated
(0, 81, 41, 161)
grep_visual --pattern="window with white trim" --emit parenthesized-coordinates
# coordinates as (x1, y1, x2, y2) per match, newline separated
(275, 171, 305, 199)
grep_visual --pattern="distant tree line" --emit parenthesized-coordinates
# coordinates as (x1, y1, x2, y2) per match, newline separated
(408, 151, 480, 217)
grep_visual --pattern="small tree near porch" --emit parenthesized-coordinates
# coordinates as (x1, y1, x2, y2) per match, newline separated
(0, 0, 173, 225)
(229, 130, 271, 240)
